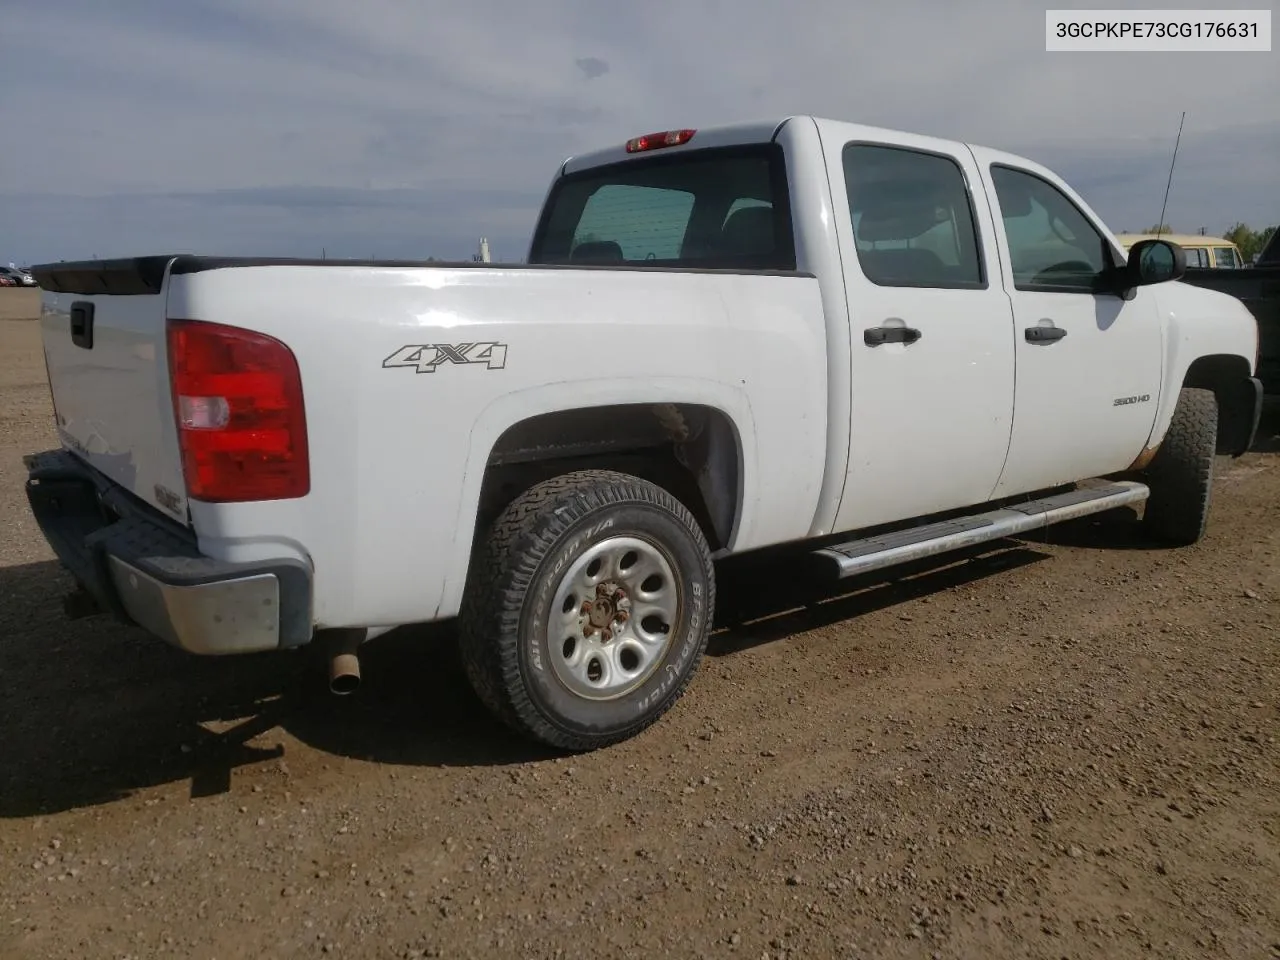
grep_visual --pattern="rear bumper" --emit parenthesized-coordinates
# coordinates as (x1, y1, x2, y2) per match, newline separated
(23, 449, 313, 655)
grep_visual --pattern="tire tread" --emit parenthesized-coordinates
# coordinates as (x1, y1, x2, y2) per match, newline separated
(1142, 387, 1217, 546)
(458, 469, 714, 751)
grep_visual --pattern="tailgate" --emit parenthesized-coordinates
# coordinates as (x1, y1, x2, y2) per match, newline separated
(32, 257, 191, 524)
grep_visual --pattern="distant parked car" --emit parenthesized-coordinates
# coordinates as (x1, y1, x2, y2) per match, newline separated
(1115, 233, 1246, 269)
(0, 266, 37, 287)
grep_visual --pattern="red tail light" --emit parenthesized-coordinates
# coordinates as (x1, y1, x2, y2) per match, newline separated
(625, 129, 696, 153)
(166, 319, 310, 502)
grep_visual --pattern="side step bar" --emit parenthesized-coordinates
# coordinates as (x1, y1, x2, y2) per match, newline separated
(815, 480, 1149, 579)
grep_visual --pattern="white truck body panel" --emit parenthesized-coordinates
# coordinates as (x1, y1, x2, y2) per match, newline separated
(39, 291, 190, 522)
(168, 265, 830, 626)
(809, 118, 1018, 531)
(967, 145, 1165, 495)
(770, 117, 854, 539)
(1145, 278, 1262, 452)
(25, 113, 1261, 653)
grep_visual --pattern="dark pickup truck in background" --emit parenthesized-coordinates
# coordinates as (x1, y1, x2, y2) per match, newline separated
(1180, 229, 1280, 394)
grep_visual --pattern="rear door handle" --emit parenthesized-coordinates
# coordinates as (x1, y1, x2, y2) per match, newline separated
(70, 301, 95, 350)
(1025, 323, 1067, 344)
(864, 325, 922, 347)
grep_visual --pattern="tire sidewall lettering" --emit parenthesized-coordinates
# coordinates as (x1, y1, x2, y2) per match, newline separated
(636, 549, 705, 716)
(528, 517, 615, 675)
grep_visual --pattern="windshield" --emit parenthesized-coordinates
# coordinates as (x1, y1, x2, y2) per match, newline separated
(529, 145, 796, 271)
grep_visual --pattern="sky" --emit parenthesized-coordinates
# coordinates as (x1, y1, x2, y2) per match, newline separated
(0, 0, 1276, 265)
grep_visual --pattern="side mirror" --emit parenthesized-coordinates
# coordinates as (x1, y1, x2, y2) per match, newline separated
(1126, 238, 1186, 286)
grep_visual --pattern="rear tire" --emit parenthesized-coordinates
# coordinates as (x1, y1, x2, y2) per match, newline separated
(1142, 387, 1217, 546)
(458, 469, 715, 751)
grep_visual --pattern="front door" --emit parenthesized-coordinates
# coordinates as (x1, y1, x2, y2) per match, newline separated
(971, 154, 1163, 497)
(822, 128, 1017, 533)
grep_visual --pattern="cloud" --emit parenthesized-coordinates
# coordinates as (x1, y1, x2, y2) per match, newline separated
(575, 57, 610, 81)
(1031, 120, 1280, 235)
(0, 0, 1276, 264)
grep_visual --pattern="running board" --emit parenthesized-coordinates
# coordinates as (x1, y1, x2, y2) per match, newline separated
(815, 480, 1149, 580)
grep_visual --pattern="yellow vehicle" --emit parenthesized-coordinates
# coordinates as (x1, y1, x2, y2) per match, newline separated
(1115, 233, 1245, 269)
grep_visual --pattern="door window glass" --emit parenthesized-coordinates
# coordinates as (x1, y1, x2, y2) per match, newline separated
(842, 144, 985, 289)
(991, 165, 1113, 292)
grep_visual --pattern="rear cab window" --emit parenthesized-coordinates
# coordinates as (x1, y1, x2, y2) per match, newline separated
(529, 145, 796, 271)
(841, 143, 987, 289)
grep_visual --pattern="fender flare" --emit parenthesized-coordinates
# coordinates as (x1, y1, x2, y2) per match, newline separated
(432, 377, 757, 619)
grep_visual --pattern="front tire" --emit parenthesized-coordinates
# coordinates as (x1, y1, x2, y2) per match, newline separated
(1142, 387, 1217, 546)
(458, 469, 715, 751)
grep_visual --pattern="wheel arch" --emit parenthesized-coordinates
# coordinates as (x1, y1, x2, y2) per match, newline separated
(1182, 353, 1259, 457)
(436, 383, 755, 621)
(472, 402, 745, 549)
(1132, 352, 1259, 469)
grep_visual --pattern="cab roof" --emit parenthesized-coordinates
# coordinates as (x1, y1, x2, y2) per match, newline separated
(558, 115, 1052, 180)
(560, 119, 792, 176)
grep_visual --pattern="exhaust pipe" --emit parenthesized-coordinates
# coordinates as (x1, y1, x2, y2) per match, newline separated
(326, 629, 365, 695)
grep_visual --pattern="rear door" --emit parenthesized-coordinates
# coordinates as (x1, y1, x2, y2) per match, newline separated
(969, 153, 1163, 497)
(35, 259, 191, 523)
(817, 123, 1018, 532)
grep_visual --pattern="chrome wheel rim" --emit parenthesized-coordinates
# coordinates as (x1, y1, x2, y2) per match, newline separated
(546, 535, 682, 701)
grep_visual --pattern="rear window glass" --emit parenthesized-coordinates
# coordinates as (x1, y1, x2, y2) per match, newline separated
(529, 146, 795, 270)
(1212, 246, 1239, 268)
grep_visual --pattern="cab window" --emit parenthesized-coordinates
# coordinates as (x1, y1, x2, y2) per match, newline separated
(990, 165, 1114, 293)
(530, 145, 795, 270)
(842, 143, 986, 289)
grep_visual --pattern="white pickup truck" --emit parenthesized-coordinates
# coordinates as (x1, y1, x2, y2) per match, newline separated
(26, 115, 1262, 751)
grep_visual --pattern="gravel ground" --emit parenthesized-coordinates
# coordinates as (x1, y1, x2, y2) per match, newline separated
(0, 289, 41, 323)
(1, 289, 1277, 959)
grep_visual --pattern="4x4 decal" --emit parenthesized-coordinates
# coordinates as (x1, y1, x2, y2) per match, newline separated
(382, 342, 508, 374)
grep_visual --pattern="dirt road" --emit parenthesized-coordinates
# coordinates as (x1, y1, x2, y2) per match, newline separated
(0, 289, 40, 323)
(2, 291, 1277, 959)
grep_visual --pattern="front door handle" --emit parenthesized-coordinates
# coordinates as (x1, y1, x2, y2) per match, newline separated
(864, 325, 922, 347)
(1025, 323, 1067, 344)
